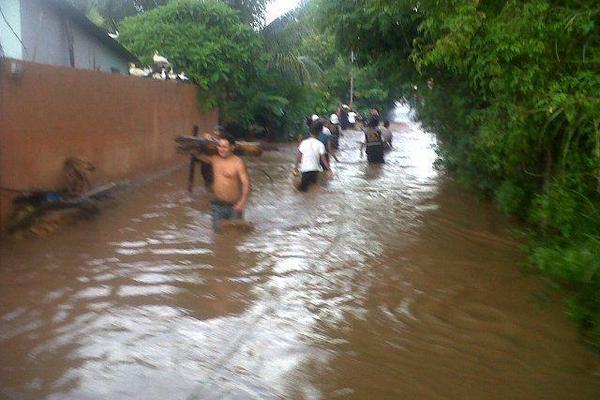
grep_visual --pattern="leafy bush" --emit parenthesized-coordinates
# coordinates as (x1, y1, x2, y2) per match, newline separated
(531, 238, 600, 349)
(323, 0, 600, 350)
(495, 180, 530, 217)
(120, 0, 265, 110)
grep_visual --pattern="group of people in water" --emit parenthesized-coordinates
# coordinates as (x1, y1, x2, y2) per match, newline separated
(295, 106, 393, 192)
(195, 105, 394, 231)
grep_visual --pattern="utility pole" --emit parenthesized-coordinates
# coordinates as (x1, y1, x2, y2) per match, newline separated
(349, 50, 355, 108)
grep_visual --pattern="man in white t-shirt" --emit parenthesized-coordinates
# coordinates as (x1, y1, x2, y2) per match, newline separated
(294, 124, 333, 192)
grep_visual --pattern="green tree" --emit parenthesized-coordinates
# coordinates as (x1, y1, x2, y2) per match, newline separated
(119, 0, 266, 114)
(70, 0, 269, 30)
(249, 2, 329, 140)
(224, 0, 269, 28)
(314, 0, 421, 106)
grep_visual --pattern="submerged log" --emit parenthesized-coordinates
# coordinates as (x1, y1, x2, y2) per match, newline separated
(175, 136, 263, 157)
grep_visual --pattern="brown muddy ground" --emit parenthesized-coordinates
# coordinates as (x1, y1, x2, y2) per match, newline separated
(1, 122, 598, 399)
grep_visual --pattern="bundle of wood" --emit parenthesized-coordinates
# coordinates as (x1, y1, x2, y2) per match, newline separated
(175, 136, 262, 157)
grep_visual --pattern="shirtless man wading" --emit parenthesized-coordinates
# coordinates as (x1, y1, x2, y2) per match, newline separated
(195, 134, 250, 231)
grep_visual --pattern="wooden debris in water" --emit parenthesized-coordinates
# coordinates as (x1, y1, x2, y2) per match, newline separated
(175, 135, 263, 157)
(5, 183, 114, 237)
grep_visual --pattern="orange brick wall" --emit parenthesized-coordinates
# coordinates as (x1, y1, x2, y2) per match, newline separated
(0, 58, 217, 228)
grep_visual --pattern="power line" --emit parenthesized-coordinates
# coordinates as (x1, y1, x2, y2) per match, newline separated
(0, 5, 29, 57)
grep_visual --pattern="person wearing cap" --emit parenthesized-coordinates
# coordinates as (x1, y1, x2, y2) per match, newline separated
(299, 115, 320, 142)
(339, 105, 349, 130)
(347, 109, 357, 129)
(329, 113, 342, 149)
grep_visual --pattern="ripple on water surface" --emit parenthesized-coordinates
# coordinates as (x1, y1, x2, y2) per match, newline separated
(0, 124, 599, 399)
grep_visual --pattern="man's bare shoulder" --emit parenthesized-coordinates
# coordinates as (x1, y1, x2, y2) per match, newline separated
(232, 155, 247, 168)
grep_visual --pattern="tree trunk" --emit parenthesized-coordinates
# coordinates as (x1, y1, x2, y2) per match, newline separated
(543, 144, 553, 193)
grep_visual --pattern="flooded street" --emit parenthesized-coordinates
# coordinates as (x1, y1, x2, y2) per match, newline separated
(1, 122, 599, 399)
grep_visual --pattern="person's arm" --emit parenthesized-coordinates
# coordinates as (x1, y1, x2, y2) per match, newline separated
(359, 130, 368, 157)
(294, 149, 302, 174)
(321, 154, 333, 177)
(327, 140, 339, 162)
(194, 153, 213, 164)
(233, 160, 251, 213)
(295, 150, 302, 169)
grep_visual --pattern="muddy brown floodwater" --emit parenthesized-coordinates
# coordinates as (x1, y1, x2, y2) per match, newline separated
(1, 122, 599, 399)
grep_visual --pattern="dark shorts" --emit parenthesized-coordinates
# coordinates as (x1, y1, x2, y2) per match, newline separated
(299, 171, 319, 192)
(211, 200, 242, 231)
(366, 145, 385, 164)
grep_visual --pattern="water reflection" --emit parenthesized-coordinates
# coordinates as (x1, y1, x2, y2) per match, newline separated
(1, 123, 598, 399)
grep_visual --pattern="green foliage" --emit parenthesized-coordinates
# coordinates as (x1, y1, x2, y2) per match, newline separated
(254, 1, 396, 139)
(319, 56, 390, 113)
(530, 236, 600, 348)
(68, 0, 171, 29)
(325, 0, 600, 350)
(223, 0, 269, 28)
(495, 180, 530, 217)
(119, 0, 265, 110)
(314, 0, 420, 103)
(255, 4, 327, 139)
(73, 0, 268, 29)
(412, 0, 600, 350)
(262, 8, 323, 87)
(76, 0, 600, 346)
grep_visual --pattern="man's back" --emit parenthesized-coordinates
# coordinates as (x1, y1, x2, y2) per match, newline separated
(364, 127, 385, 164)
(298, 137, 325, 172)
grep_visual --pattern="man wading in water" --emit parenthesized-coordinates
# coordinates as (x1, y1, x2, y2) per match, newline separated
(294, 123, 333, 192)
(194, 134, 250, 231)
(360, 117, 385, 164)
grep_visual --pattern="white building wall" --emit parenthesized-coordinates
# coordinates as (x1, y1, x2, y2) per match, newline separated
(71, 24, 129, 73)
(20, 0, 68, 66)
(16, 0, 129, 73)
